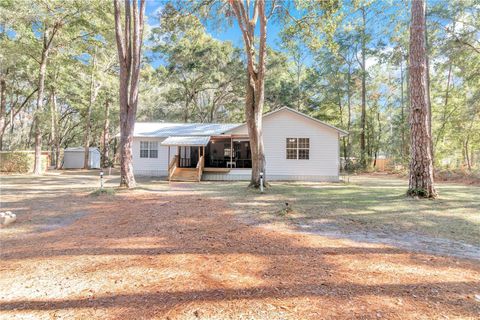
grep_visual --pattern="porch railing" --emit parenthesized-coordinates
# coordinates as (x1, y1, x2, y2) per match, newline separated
(179, 157, 191, 167)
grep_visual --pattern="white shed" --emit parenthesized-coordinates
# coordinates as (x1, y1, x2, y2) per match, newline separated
(63, 147, 101, 169)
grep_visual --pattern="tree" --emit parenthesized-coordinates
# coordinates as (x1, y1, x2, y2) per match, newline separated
(113, 0, 146, 188)
(407, 0, 436, 198)
(228, 0, 270, 188)
(150, 5, 244, 123)
(358, 4, 368, 168)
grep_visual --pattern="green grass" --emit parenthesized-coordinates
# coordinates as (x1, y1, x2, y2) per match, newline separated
(138, 176, 480, 247)
(90, 187, 116, 196)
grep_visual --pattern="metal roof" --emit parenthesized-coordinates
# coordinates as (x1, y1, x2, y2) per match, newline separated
(133, 122, 241, 138)
(161, 136, 211, 146)
(64, 147, 100, 153)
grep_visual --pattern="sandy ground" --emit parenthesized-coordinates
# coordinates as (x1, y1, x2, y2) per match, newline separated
(1, 172, 479, 319)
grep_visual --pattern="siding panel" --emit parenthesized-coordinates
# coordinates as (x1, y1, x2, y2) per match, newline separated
(132, 137, 177, 176)
(262, 110, 340, 179)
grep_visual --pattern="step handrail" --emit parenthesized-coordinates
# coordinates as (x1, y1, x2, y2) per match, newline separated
(168, 155, 178, 180)
(196, 155, 204, 182)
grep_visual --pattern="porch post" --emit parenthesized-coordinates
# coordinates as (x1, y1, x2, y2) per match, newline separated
(167, 146, 170, 171)
(230, 136, 233, 167)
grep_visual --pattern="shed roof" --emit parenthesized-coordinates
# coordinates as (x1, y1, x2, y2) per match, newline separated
(161, 136, 211, 146)
(64, 147, 100, 153)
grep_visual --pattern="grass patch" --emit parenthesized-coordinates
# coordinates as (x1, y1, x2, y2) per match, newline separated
(154, 177, 480, 247)
(90, 188, 116, 196)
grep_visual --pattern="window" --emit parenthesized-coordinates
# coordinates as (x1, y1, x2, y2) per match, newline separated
(286, 138, 310, 160)
(286, 138, 297, 159)
(149, 141, 158, 158)
(140, 141, 149, 158)
(140, 141, 158, 158)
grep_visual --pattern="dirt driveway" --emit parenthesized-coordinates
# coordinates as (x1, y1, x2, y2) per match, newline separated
(1, 172, 479, 319)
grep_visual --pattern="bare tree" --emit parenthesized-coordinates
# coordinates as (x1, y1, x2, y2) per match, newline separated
(101, 97, 111, 168)
(113, 0, 145, 188)
(407, 0, 436, 198)
(0, 73, 7, 150)
(359, 5, 367, 168)
(33, 23, 61, 174)
(83, 49, 98, 169)
(229, 0, 270, 188)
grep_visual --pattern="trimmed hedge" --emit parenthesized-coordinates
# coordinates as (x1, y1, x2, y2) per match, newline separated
(0, 151, 48, 173)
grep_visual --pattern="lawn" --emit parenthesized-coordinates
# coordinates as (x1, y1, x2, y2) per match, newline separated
(139, 174, 480, 258)
(0, 171, 479, 319)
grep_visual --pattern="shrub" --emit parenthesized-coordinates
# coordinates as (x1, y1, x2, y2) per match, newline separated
(407, 188, 428, 198)
(0, 151, 48, 173)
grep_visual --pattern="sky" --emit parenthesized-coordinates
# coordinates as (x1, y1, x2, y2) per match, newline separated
(144, 0, 286, 67)
(142, 0, 413, 71)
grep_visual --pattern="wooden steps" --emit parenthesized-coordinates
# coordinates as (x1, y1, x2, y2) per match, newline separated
(170, 168, 199, 182)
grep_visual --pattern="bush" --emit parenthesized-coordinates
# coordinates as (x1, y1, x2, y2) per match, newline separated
(0, 151, 48, 173)
(407, 188, 428, 198)
(0, 152, 31, 172)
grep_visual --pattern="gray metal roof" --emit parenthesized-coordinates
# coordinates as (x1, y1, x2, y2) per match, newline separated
(161, 136, 211, 146)
(133, 122, 241, 137)
(64, 147, 100, 153)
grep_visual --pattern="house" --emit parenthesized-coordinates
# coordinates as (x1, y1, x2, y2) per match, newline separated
(131, 107, 348, 182)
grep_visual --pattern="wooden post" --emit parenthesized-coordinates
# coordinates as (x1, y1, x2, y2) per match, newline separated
(167, 146, 170, 172)
(230, 137, 233, 168)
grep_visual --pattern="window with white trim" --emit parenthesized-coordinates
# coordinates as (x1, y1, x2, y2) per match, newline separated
(286, 138, 310, 160)
(140, 141, 158, 158)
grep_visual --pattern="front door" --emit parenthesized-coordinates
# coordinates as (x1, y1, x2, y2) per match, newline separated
(178, 146, 201, 168)
(191, 147, 199, 167)
(178, 146, 192, 167)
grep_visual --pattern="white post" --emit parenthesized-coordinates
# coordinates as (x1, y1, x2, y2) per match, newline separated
(260, 171, 264, 193)
(100, 170, 104, 190)
(230, 137, 233, 168)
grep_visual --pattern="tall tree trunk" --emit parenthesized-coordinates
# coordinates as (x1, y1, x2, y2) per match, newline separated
(114, 0, 145, 188)
(434, 61, 453, 149)
(400, 58, 406, 160)
(83, 51, 97, 169)
(230, 0, 268, 188)
(360, 6, 367, 168)
(49, 88, 57, 168)
(245, 73, 266, 187)
(33, 44, 49, 174)
(50, 89, 62, 169)
(102, 98, 110, 168)
(345, 64, 352, 169)
(0, 75, 6, 150)
(424, 2, 433, 167)
(407, 0, 436, 198)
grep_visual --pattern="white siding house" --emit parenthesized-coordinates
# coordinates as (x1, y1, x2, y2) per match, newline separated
(130, 107, 347, 181)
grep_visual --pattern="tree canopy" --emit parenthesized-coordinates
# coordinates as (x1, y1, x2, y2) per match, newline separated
(0, 0, 478, 174)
